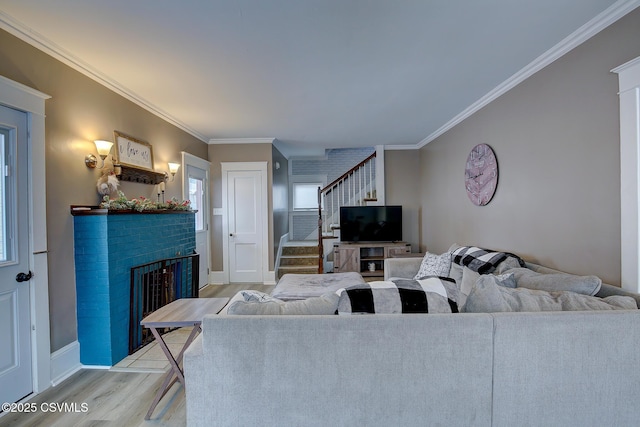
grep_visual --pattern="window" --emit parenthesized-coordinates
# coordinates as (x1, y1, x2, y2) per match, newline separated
(293, 183, 322, 210)
(188, 177, 204, 231)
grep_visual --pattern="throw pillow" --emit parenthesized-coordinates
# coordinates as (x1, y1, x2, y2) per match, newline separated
(451, 246, 526, 274)
(451, 246, 509, 274)
(494, 256, 526, 274)
(336, 278, 460, 314)
(505, 268, 602, 296)
(462, 275, 637, 313)
(448, 262, 464, 286)
(460, 266, 480, 298)
(457, 267, 516, 309)
(227, 292, 339, 315)
(413, 251, 452, 280)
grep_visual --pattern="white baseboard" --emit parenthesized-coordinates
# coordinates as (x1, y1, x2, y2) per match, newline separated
(209, 270, 276, 285)
(50, 341, 82, 386)
(264, 271, 276, 285)
(210, 271, 225, 285)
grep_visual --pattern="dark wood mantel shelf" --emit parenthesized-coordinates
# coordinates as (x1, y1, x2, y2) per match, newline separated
(70, 206, 196, 216)
(117, 165, 166, 185)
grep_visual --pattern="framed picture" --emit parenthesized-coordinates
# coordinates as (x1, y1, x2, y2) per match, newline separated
(113, 131, 155, 171)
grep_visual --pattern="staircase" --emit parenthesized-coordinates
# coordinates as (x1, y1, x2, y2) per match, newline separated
(317, 152, 378, 273)
(277, 242, 320, 280)
(277, 152, 379, 278)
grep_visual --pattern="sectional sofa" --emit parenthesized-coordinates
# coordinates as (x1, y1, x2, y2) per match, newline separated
(184, 249, 640, 427)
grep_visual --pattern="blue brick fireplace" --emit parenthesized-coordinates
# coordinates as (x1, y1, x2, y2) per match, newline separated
(72, 208, 196, 366)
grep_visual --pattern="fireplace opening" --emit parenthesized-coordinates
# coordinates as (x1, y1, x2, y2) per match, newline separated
(129, 253, 199, 354)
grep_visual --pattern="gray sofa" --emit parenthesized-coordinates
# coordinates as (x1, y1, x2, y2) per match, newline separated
(184, 256, 640, 427)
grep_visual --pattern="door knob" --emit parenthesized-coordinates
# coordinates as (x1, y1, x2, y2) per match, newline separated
(230, 233, 234, 237)
(16, 271, 33, 282)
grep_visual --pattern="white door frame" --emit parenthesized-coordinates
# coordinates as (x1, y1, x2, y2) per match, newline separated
(613, 56, 640, 292)
(181, 152, 212, 287)
(0, 75, 51, 394)
(221, 161, 269, 284)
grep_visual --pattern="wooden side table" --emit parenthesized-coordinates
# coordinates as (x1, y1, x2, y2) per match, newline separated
(140, 297, 229, 420)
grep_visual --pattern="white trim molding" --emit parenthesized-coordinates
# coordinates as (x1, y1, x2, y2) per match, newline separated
(181, 152, 212, 289)
(220, 161, 270, 284)
(613, 56, 640, 292)
(415, 0, 640, 149)
(0, 12, 207, 143)
(0, 74, 52, 394)
(50, 341, 81, 386)
(209, 137, 276, 145)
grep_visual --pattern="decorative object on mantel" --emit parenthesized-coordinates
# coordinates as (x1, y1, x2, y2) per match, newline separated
(117, 164, 166, 185)
(99, 191, 191, 212)
(116, 164, 166, 185)
(110, 132, 180, 186)
(96, 169, 119, 195)
(113, 131, 155, 171)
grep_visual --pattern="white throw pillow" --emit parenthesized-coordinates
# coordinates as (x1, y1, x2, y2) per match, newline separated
(414, 252, 451, 280)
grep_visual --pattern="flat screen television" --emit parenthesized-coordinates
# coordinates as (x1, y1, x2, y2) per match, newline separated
(340, 206, 402, 242)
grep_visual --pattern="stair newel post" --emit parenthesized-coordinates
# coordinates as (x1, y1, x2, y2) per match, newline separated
(317, 186, 324, 274)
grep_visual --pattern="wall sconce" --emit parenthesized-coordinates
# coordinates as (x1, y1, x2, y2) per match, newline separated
(167, 162, 181, 182)
(85, 140, 114, 169)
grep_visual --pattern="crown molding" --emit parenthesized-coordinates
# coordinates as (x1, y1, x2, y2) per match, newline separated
(384, 144, 421, 151)
(416, 0, 640, 149)
(0, 11, 209, 143)
(2, 0, 637, 152)
(209, 137, 276, 145)
(611, 55, 640, 74)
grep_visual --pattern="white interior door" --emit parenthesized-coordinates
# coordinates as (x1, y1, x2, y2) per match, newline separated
(0, 105, 32, 404)
(185, 160, 210, 289)
(224, 163, 268, 283)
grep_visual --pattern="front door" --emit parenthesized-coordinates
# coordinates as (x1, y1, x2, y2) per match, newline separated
(0, 105, 32, 404)
(186, 162, 210, 288)
(226, 167, 265, 283)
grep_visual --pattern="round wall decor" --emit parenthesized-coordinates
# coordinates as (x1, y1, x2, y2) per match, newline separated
(464, 143, 498, 206)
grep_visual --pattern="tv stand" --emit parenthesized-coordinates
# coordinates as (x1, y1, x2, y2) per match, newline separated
(333, 242, 411, 279)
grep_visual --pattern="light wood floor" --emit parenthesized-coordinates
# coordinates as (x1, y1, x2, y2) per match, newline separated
(0, 284, 273, 427)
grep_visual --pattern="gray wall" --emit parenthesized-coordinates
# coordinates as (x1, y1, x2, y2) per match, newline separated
(0, 29, 208, 352)
(416, 8, 640, 285)
(385, 150, 421, 252)
(291, 147, 375, 182)
(208, 143, 276, 271)
(272, 145, 289, 259)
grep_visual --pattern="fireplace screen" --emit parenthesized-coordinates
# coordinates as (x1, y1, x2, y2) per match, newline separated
(129, 253, 199, 354)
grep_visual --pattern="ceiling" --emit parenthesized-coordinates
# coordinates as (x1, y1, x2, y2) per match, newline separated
(0, 0, 636, 156)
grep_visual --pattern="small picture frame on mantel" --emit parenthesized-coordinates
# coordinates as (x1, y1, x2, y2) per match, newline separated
(113, 131, 155, 171)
